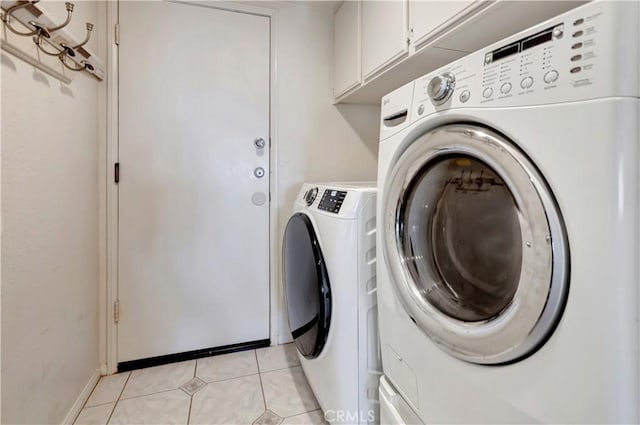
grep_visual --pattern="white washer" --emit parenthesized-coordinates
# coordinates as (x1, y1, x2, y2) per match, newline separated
(377, 2, 639, 423)
(283, 182, 381, 424)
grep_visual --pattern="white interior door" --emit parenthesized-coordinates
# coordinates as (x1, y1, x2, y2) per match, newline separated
(118, 1, 270, 363)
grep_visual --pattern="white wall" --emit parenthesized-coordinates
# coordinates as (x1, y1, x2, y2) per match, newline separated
(273, 2, 381, 343)
(1, 2, 105, 423)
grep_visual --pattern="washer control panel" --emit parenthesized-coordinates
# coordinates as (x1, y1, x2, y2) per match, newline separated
(411, 1, 638, 114)
(318, 189, 347, 214)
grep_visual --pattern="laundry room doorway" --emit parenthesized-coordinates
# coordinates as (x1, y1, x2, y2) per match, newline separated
(113, 1, 271, 367)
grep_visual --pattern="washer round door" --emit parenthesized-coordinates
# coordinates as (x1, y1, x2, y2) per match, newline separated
(283, 212, 332, 359)
(382, 124, 569, 364)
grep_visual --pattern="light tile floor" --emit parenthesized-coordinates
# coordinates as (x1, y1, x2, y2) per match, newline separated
(74, 344, 327, 425)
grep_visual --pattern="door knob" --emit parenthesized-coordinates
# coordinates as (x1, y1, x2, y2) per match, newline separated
(254, 167, 265, 178)
(254, 138, 266, 149)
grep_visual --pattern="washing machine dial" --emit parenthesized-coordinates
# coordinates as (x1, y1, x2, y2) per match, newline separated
(304, 187, 318, 206)
(427, 72, 456, 104)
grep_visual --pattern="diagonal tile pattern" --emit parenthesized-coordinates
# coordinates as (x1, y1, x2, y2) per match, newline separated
(121, 360, 196, 399)
(256, 344, 300, 372)
(74, 344, 322, 425)
(180, 377, 206, 396)
(261, 366, 319, 418)
(253, 410, 284, 425)
(74, 403, 115, 425)
(109, 390, 191, 425)
(197, 350, 259, 382)
(281, 410, 328, 425)
(190, 374, 265, 424)
(85, 373, 130, 407)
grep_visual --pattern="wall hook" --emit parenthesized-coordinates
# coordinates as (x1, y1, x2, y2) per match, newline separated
(33, 32, 63, 56)
(32, 2, 74, 39)
(1, 0, 42, 37)
(60, 22, 92, 57)
(59, 53, 92, 72)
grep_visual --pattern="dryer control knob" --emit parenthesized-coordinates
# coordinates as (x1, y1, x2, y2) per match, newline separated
(304, 187, 318, 206)
(427, 72, 456, 104)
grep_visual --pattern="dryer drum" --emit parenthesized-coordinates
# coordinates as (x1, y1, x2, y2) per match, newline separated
(282, 213, 332, 359)
(382, 124, 569, 365)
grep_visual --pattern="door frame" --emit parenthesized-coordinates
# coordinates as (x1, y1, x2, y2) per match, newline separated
(102, 0, 279, 374)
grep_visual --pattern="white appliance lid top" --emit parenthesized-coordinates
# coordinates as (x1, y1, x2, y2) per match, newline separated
(307, 181, 377, 191)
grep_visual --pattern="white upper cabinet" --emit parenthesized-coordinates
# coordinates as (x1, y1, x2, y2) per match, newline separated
(361, 0, 409, 81)
(334, 0, 585, 104)
(409, 1, 476, 50)
(333, 1, 361, 97)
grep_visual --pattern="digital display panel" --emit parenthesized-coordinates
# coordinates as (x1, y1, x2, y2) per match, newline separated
(486, 25, 557, 65)
(492, 43, 520, 62)
(318, 190, 347, 214)
(522, 29, 553, 51)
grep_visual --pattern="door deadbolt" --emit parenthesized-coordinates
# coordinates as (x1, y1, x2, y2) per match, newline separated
(254, 138, 266, 149)
(254, 167, 265, 178)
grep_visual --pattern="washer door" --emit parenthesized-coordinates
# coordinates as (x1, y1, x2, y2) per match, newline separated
(283, 213, 332, 359)
(382, 124, 569, 364)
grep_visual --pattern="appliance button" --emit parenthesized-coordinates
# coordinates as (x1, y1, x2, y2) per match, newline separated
(482, 87, 493, 98)
(520, 76, 534, 89)
(500, 83, 512, 94)
(553, 26, 564, 39)
(459, 90, 471, 103)
(572, 42, 583, 49)
(544, 70, 559, 84)
(417, 104, 425, 115)
(570, 66, 582, 74)
(571, 54, 582, 62)
(572, 30, 584, 38)
(573, 18, 584, 26)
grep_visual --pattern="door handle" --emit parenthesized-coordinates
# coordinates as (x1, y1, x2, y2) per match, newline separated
(254, 138, 266, 149)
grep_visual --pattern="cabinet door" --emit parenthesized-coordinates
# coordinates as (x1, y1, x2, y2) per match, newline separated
(333, 1, 361, 97)
(410, 1, 475, 49)
(361, 0, 408, 81)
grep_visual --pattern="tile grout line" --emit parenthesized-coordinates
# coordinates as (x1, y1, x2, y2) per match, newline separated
(78, 376, 101, 413)
(186, 395, 194, 425)
(255, 349, 262, 374)
(106, 372, 132, 425)
(259, 363, 301, 375)
(254, 350, 268, 414)
(202, 371, 262, 386)
(282, 408, 323, 419)
(187, 360, 197, 425)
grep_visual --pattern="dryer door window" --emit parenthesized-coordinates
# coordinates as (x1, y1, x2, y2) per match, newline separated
(401, 155, 523, 322)
(382, 124, 569, 365)
(282, 213, 331, 359)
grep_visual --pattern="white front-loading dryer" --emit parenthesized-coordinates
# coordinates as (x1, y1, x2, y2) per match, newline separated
(377, 1, 640, 423)
(283, 183, 381, 425)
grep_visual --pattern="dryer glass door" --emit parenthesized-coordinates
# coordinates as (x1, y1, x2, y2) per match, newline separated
(382, 124, 569, 365)
(401, 154, 522, 322)
(282, 213, 331, 359)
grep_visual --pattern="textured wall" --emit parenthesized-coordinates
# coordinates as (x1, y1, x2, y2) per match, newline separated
(1, 2, 104, 423)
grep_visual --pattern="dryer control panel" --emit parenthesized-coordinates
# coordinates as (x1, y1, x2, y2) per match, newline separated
(410, 1, 638, 116)
(318, 189, 347, 214)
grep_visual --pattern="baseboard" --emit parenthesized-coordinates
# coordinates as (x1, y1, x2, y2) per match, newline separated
(117, 339, 270, 373)
(62, 368, 101, 425)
